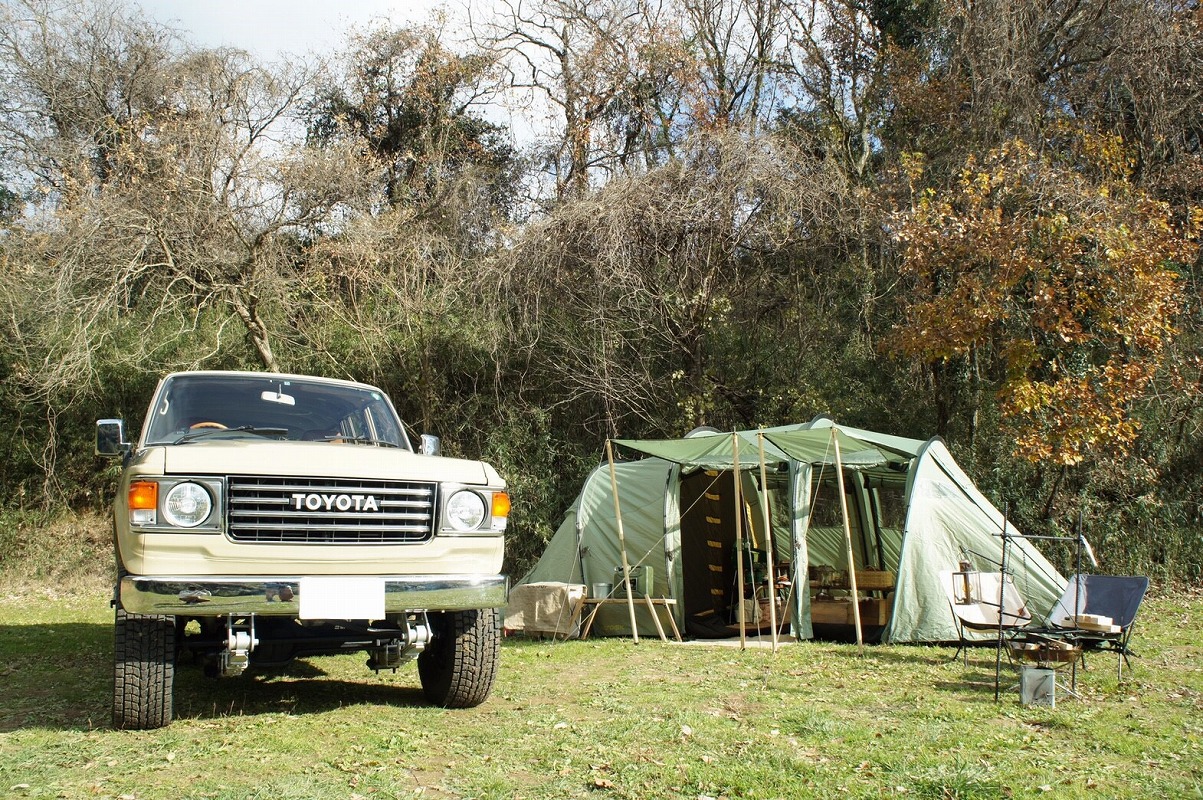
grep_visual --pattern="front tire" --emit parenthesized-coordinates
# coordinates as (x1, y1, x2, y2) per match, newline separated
(417, 608, 499, 708)
(113, 607, 176, 729)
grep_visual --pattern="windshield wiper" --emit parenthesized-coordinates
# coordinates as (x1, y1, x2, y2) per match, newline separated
(332, 435, 402, 448)
(174, 426, 289, 444)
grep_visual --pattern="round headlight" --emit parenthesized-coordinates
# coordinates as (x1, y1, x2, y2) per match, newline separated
(446, 490, 487, 532)
(162, 482, 212, 528)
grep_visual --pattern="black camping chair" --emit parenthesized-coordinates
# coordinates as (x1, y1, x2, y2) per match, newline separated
(1043, 574, 1150, 682)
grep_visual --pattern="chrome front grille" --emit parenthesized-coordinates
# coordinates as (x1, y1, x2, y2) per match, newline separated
(227, 476, 437, 544)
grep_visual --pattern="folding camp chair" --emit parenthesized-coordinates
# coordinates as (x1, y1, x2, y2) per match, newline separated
(940, 569, 1033, 667)
(1044, 574, 1150, 682)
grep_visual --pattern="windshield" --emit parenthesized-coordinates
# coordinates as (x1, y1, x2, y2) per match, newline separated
(142, 374, 412, 450)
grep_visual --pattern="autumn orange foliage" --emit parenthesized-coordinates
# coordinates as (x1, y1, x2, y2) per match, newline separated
(891, 133, 1199, 465)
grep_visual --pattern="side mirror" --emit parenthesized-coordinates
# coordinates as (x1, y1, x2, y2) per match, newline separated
(96, 419, 129, 457)
(419, 434, 441, 457)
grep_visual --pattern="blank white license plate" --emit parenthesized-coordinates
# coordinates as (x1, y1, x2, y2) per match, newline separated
(299, 577, 386, 620)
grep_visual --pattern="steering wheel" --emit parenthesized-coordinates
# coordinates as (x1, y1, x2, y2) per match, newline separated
(189, 421, 227, 430)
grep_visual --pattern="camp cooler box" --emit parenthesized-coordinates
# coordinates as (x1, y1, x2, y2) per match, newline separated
(612, 565, 655, 597)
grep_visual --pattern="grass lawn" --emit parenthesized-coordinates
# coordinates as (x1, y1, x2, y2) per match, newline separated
(0, 588, 1200, 799)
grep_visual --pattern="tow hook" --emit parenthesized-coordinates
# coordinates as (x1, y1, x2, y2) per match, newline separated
(366, 615, 431, 672)
(221, 616, 258, 677)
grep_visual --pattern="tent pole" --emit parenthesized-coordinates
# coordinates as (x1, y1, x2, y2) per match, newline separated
(605, 439, 640, 644)
(994, 507, 1010, 702)
(757, 432, 779, 653)
(1071, 510, 1084, 691)
(733, 433, 747, 650)
(832, 430, 864, 655)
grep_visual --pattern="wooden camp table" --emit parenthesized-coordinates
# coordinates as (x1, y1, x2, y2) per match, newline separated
(579, 597, 682, 642)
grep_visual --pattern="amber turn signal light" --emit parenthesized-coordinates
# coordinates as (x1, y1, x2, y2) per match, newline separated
(491, 491, 511, 519)
(129, 481, 158, 510)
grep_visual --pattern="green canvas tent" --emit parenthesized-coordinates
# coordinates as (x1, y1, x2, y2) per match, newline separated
(512, 419, 1067, 643)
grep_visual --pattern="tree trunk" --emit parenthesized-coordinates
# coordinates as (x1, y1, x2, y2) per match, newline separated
(229, 290, 278, 372)
(931, 362, 950, 439)
(1042, 465, 1067, 522)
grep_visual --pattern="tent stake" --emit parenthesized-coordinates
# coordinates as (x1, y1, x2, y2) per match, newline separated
(757, 432, 780, 653)
(605, 439, 640, 644)
(832, 429, 864, 655)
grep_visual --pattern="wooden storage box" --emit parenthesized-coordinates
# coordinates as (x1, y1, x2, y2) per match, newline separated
(811, 598, 853, 624)
(857, 597, 892, 626)
(810, 597, 892, 626)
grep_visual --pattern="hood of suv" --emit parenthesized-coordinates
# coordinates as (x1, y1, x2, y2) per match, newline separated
(156, 440, 494, 485)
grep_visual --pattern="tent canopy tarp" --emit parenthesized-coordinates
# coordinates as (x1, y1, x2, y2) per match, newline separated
(613, 426, 893, 470)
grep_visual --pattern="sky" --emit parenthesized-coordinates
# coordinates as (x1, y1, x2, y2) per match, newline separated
(134, 0, 545, 146)
(138, 0, 452, 60)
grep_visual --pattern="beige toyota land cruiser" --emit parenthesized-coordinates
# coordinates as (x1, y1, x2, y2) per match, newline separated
(96, 371, 509, 729)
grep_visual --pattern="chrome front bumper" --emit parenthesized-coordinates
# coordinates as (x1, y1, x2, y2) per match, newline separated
(119, 574, 509, 616)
